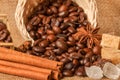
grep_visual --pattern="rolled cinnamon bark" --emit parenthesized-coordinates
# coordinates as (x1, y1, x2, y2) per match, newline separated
(0, 60, 52, 74)
(0, 47, 63, 70)
(0, 65, 52, 80)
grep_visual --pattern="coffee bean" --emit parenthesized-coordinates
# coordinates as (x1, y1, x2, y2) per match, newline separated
(47, 34, 57, 42)
(50, 6, 57, 14)
(53, 49, 63, 55)
(46, 29, 55, 35)
(93, 46, 101, 54)
(68, 26, 76, 33)
(56, 39, 68, 51)
(68, 47, 76, 53)
(59, 5, 68, 12)
(60, 58, 70, 64)
(72, 59, 79, 66)
(64, 62, 73, 70)
(39, 40, 49, 47)
(32, 46, 45, 53)
(69, 7, 78, 12)
(52, 26, 61, 34)
(70, 52, 83, 59)
(63, 70, 73, 77)
(58, 11, 68, 17)
(69, 12, 79, 16)
(75, 67, 85, 76)
(30, 16, 41, 25)
(0, 22, 7, 31)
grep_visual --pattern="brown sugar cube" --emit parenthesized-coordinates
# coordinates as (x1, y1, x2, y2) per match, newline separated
(101, 34, 120, 49)
(101, 48, 120, 64)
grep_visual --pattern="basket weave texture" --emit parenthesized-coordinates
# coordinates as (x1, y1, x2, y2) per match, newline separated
(15, 0, 98, 42)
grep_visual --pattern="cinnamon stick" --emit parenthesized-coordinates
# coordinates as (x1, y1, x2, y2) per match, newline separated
(0, 47, 63, 70)
(0, 65, 51, 80)
(0, 60, 52, 74)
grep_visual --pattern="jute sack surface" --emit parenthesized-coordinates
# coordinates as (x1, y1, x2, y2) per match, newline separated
(0, 0, 120, 80)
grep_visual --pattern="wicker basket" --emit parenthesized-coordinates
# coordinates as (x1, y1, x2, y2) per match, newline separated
(15, 0, 98, 43)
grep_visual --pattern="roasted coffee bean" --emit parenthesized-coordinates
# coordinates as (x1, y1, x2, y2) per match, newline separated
(68, 36, 75, 42)
(69, 7, 78, 12)
(64, 62, 73, 70)
(47, 8, 53, 15)
(69, 16, 78, 22)
(29, 30, 36, 39)
(32, 51, 42, 56)
(64, 17, 70, 23)
(85, 62, 91, 67)
(54, 20, 60, 26)
(47, 34, 57, 42)
(53, 49, 63, 55)
(32, 46, 45, 53)
(83, 58, 90, 65)
(63, 70, 73, 77)
(93, 46, 101, 54)
(52, 26, 61, 34)
(39, 40, 49, 47)
(69, 12, 79, 16)
(68, 26, 76, 33)
(44, 50, 53, 56)
(79, 59, 84, 65)
(0, 22, 7, 31)
(56, 39, 68, 51)
(30, 16, 41, 25)
(68, 47, 76, 53)
(79, 12, 87, 23)
(0, 30, 8, 41)
(60, 58, 70, 64)
(70, 52, 83, 59)
(83, 48, 92, 53)
(46, 29, 55, 35)
(76, 43, 85, 49)
(56, 56, 63, 60)
(75, 67, 85, 76)
(26, 24, 33, 32)
(58, 11, 68, 17)
(85, 52, 93, 58)
(78, 49, 86, 55)
(59, 5, 68, 12)
(50, 6, 57, 14)
(67, 41, 75, 46)
(72, 59, 79, 66)
(5, 35, 12, 42)
(64, 0, 72, 6)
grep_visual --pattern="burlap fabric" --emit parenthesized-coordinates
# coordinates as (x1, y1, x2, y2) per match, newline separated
(0, 0, 119, 80)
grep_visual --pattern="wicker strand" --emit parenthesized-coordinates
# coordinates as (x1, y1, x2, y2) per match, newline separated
(15, 0, 98, 43)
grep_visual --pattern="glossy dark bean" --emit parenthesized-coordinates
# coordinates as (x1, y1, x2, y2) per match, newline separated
(72, 59, 79, 66)
(64, 62, 73, 70)
(75, 67, 85, 76)
(63, 70, 73, 77)
(0, 22, 7, 31)
(58, 11, 68, 17)
(52, 26, 61, 34)
(68, 26, 76, 33)
(47, 34, 57, 42)
(93, 46, 101, 54)
(59, 5, 68, 12)
(56, 39, 68, 51)
(70, 52, 83, 59)
(39, 40, 49, 47)
(68, 47, 76, 53)
(60, 58, 70, 64)
(32, 46, 45, 53)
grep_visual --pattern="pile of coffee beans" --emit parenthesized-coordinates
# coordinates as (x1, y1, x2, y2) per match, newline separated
(0, 22, 12, 43)
(17, 0, 102, 77)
